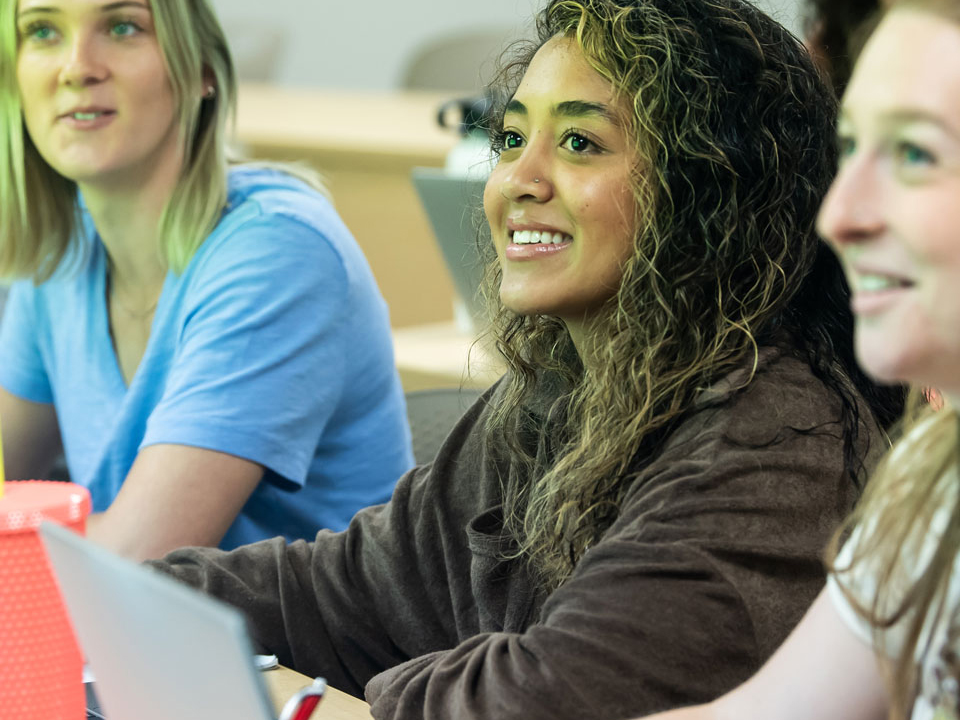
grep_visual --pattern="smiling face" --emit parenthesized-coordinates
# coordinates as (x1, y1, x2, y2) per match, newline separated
(817, 8, 960, 392)
(15, 0, 181, 188)
(483, 35, 639, 334)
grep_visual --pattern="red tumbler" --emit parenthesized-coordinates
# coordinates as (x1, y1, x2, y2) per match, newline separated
(0, 480, 91, 720)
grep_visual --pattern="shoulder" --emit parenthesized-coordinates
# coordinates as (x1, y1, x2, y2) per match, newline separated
(676, 346, 854, 449)
(223, 165, 346, 244)
(187, 166, 355, 285)
(617, 347, 864, 532)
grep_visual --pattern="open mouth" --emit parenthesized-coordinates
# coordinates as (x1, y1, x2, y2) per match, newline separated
(856, 273, 915, 292)
(61, 110, 117, 122)
(510, 230, 573, 245)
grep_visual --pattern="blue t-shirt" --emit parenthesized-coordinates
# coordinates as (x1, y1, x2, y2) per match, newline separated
(0, 166, 413, 548)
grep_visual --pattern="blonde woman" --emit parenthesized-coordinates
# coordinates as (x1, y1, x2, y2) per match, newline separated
(635, 1, 960, 719)
(0, 0, 413, 560)
(149, 1, 904, 718)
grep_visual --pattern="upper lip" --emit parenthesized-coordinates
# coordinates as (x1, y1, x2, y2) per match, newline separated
(59, 106, 115, 119)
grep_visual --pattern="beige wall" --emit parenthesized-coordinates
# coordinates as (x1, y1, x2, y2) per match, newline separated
(211, 0, 806, 91)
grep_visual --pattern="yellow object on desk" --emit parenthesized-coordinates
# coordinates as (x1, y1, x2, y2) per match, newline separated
(264, 666, 373, 720)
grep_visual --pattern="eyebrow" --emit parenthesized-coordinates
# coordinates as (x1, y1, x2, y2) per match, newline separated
(17, 1, 150, 19)
(505, 98, 622, 125)
(840, 108, 960, 142)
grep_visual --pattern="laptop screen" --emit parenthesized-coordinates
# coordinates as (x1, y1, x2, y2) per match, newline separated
(40, 522, 276, 720)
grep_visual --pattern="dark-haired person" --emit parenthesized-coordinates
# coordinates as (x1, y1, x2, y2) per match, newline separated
(637, 1, 960, 719)
(804, 0, 884, 95)
(0, 0, 413, 560)
(149, 0, 904, 717)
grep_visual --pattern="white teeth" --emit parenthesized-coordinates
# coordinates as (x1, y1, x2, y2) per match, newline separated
(858, 274, 904, 292)
(72, 112, 103, 120)
(512, 230, 571, 245)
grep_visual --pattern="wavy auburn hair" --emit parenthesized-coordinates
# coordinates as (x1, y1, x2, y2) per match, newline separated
(483, 0, 905, 591)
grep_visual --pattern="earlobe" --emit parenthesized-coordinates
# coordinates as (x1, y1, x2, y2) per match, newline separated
(203, 85, 216, 99)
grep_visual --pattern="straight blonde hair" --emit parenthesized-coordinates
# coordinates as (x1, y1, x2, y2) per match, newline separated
(825, 9, 960, 719)
(0, 0, 322, 281)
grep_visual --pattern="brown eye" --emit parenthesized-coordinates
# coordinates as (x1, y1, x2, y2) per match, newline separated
(561, 132, 596, 153)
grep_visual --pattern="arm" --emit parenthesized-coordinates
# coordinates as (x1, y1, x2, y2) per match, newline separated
(94, 209, 362, 558)
(86, 444, 264, 561)
(151, 363, 872, 720)
(0, 386, 63, 480)
(0, 283, 63, 480)
(639, 590, 889, 720)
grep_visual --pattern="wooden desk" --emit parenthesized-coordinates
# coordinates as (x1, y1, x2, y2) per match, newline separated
(264, 666, 372, 720)
(234, 85, 461, 329)
(392, 321, 503, 392)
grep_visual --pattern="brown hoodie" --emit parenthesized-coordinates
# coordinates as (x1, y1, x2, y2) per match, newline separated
(149, 347, 878, 720)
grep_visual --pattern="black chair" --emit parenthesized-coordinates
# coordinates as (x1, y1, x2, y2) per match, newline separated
(405, 387, 484, 465)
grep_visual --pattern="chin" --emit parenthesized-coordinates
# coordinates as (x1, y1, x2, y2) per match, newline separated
(499, 288, 547, 317)
(857, 347, 917, 387)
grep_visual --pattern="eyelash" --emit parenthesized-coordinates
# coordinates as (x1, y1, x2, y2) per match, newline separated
(492, 128, 604, 155)
(19, 16, 144, 44)
(20, 20, 58, 43)
(836, 134, 938, 173)
(108, 17, 144, 37)
(894, 141, 935, 167)
(837, 135, 855, 159)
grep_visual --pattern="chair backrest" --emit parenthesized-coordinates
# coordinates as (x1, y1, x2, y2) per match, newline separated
(220, 20, 287, 83)
(399, 28, 519, 92)
(405, 387, 485, 465)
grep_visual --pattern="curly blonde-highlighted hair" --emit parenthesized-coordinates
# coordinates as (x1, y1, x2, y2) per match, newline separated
(483, 0, 904, 591)
(825, 5, 960, 718)
(0, 0, 235, 280)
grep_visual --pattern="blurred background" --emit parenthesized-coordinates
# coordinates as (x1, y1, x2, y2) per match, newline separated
(211, 0, 804, 90)
(212, 0, 809, 391)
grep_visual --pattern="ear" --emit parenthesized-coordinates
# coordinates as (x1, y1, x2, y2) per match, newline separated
(201, 67, 217, 100)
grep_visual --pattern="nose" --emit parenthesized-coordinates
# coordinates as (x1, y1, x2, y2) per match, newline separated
(817, 154, 885, 250)
(59, 31, 108, 88)
(497, 137, 553, 203)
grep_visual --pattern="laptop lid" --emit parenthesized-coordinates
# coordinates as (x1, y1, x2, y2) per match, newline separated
(411, 168, 490, 325)
(39, 522, 275, 720)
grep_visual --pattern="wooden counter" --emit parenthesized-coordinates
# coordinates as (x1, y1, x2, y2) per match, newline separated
(264, 666, 372, 720)
(234, 85, 462, 328)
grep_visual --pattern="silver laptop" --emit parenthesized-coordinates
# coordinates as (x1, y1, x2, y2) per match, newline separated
(411, 168, 490, 326)
(39, 521, 323, 720)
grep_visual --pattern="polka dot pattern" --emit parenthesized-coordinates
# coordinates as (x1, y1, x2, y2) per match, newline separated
(0, 481, 91, 719)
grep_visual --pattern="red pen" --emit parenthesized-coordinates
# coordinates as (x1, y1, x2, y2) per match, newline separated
(278, 677, 326, 720)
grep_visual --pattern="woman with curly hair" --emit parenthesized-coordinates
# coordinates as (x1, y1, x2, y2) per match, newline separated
(149, 0, 903, 717)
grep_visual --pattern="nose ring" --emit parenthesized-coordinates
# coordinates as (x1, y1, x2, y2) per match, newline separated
(533, 178, 540, 183)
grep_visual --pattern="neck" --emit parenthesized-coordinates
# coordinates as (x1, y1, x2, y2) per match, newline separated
(80, 145, 184, 305)
(563, 315, 602, 371)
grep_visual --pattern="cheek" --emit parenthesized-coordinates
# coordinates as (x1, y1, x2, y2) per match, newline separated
(483, 170, 507, 253)
(482, 175, 499, 225)
(16, 65, 40, 121)
(578, 180, 637, 252)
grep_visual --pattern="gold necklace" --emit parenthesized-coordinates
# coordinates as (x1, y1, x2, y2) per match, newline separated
(107, 275, 160, 320)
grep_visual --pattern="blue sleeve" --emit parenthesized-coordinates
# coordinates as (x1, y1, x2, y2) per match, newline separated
(141, 214, 349, 488)
(0, 281, 54, 404)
